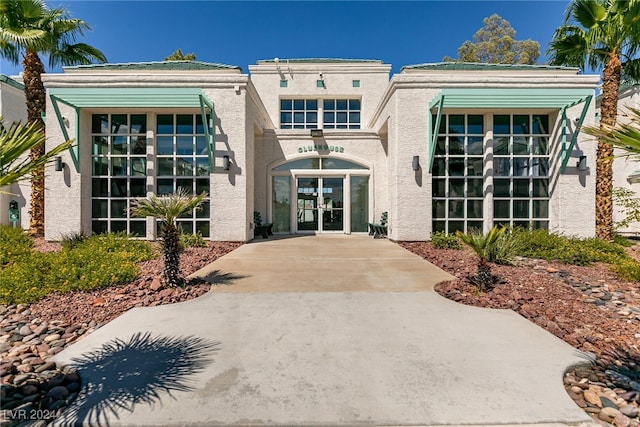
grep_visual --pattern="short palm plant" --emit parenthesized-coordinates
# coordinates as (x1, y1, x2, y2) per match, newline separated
(131, 189, 207, 287)
(456, 226, 508, 292)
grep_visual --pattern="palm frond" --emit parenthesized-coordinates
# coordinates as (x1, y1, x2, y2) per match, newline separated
(583, 108, 640, 156)
(0, 119, 74, 189)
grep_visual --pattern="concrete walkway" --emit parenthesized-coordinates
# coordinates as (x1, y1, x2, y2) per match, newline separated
(52, 235, 595, 426)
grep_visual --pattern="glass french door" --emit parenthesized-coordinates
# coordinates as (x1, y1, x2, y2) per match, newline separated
(296, 177, 344, 232)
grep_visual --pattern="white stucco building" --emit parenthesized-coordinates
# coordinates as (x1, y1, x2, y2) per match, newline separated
(3, 59, 601, 241)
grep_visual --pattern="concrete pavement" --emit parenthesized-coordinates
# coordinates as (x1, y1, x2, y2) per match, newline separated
(51, 235, 595, 426)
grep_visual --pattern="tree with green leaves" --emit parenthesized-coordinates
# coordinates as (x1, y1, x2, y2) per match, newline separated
(165, 49, 196, 61)
(443, 14, 540, 64)
(0, 0, 106, 236)
(548, 0, 640, 241)
(130, 189, 207, 287)
(0, 119, 73, 189)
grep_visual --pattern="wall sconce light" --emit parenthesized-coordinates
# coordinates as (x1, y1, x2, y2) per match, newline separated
(412, 155, 420, 171)
(310, 129, 323, 138)
(54, 156, 65, 172)
(223, 155, 231, 171)
(577, 155, 588, 171)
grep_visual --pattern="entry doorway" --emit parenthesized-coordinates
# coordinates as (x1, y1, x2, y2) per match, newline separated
(297, 177, 344, 232)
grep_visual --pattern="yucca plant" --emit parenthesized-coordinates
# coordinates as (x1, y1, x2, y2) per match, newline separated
(130, 189, 207, 287)
(456, 226, 507, 292)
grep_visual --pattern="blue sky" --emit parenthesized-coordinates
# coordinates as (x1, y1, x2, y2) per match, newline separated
(0, 1, 574, 77)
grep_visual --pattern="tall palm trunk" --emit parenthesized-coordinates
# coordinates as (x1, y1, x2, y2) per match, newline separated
(596, 52, 622, 241)
(23, 50, 46, 237)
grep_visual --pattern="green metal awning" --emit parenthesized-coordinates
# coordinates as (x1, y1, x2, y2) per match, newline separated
(48, 88, 215, 171)
(427, 88, 593, 173)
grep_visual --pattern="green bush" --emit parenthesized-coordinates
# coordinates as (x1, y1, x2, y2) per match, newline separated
(179, 232, 207, 250)
(430, 231, 462, 249)
(60, 231, 88, 251)
(0, 232, 155, 304)
(0, 225, 33, 266)
(487, 231, 523, 265)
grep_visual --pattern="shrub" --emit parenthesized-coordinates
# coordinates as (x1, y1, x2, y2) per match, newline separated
(61, 231, 88, 251)
(179, 232, 207, 250)
(456, 226, 508, 291)
(0, 232, 155, 304)
(430, 231, 462, 249)
(0, 226, 32, 266)
(487, 231, 522, 265)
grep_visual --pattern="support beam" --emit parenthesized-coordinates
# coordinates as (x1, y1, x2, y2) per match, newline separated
(428, 94, 444, 173)
(199, 94, 215, 170)
(49, 95, 80, 172)
(560, 95, 592, 172)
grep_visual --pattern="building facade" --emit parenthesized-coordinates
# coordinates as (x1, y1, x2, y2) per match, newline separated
(16, 59, 600, 241)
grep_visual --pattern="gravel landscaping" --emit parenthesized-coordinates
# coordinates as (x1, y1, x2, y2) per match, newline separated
(2, 236, 640, 426)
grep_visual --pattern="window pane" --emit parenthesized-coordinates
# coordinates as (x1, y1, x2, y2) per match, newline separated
(306, 100, 317, 110)
(449, 136, 464, 155)
(92, 221, 108, 235)
(467, 200, 483, 218)
(92, 114, 108, 134)
(93, 136, 108, 155)
(533, 137, 548, 155)
(112, 136, 128, 155)
(349, 99, 360, 110)
(130, 178, 146, 197)
(321, 159, 367, 169)
(494, 200, 510, 218)
(435, 137, 446, 155)
(294, 112, 304, 123)
(336, 99, 347, 110)
(196, 136, 208, 155)
(493, 115, 510, 134)
(131, 136, 146, 155)
(197, 201, 210, 219)
(111, 157, 127, 176)
(336, 112, 347, 123)
(157, 136, 174, 155)
(92, 178, 108, 197)
(467, 136, 483, 155)
(130, 115, 146, 134)
(513, 200, 529, 218)
(306, 112, 317, 124)
(533, 115, 549, 134)
(467, 157, 483, 176)
(513, 136, 529, 155)
(433, 200, 446, 218)
(532, 179, 549, 197)
(467, 179, 483, 197)
(494, 137, 509, 155)
(177, 178, 193, 193)
(177, 115, 193, 134)
(281, 99, 292, 110)
(176, 157, 194, 176)
(494, 158, 510, 176)
(196, 179, 209, 194)
(449, 221, 464, 233)
(157, 115, 173, 134)
(281, 112, 292, 126)
(176, 136, 193, 155)
(433, 221, 446, 233)
(130, 221, 146, 238)
(494, 179, 510, 197)
(196, 158, 210, 176)
(448, 200, 464, 218)
(432, 158, 445, 176)
(111, 178, 127, 197)
(449, 158, 465, 176)
(157, 179, 173, 195)
(111, 114, 128, 134)
(324, 112, 334, 125)
(513, 158, 529, 176)
(131, 158, 146, 176)
(533, 200, 549, 218)
(92, 199, 107, 217)
(293, 100, 304, 110)
(196, 221, 210, 237)
(111, 200, 127, 218)
(467, 115, 483, 134)
(349, 112, 360, 124)
(449, 115, 464, 134)
(158, 157, 174, 175)
(513, 115, 529, 134)
(274, 158, 320, 170)
(93, 157, 108, 176)
(449, 179, 464, 197)
(513, 180, 529, 197)
(324, 99, 334, 110)
(532, 158, 549, 176)
(433, 179, 446, 197)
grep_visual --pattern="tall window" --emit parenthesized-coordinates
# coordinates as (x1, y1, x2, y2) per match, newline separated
(156, 114, 211, 236)
(280, 99, 360, 129)
(432, 114, 484, 234)
(493, 114, 550, 229)
(91, 114, 148, 236)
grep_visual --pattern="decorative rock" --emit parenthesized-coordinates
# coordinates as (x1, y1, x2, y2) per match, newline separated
(43, 334, 60, 343)
(614, 412, 632, 427)
(47, 385, 69, 401)
(18, 325, 32, 336)
(601, 396, 619, 409)
(620, 404, 639, 418)
(585, 389, 603, 407)
(34, 361, 56, 373)
(48, 373, 65, 388)
(600, 406, 621, 422)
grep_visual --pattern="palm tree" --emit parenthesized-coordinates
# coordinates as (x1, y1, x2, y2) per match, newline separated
(456, 226, 507, 292)
(0, 118, 73, 189)
(0, 0, 106, 236)
(583, 107, 640, 151)
(130, 189, 207, 287)
(548, 0, 640, 241)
